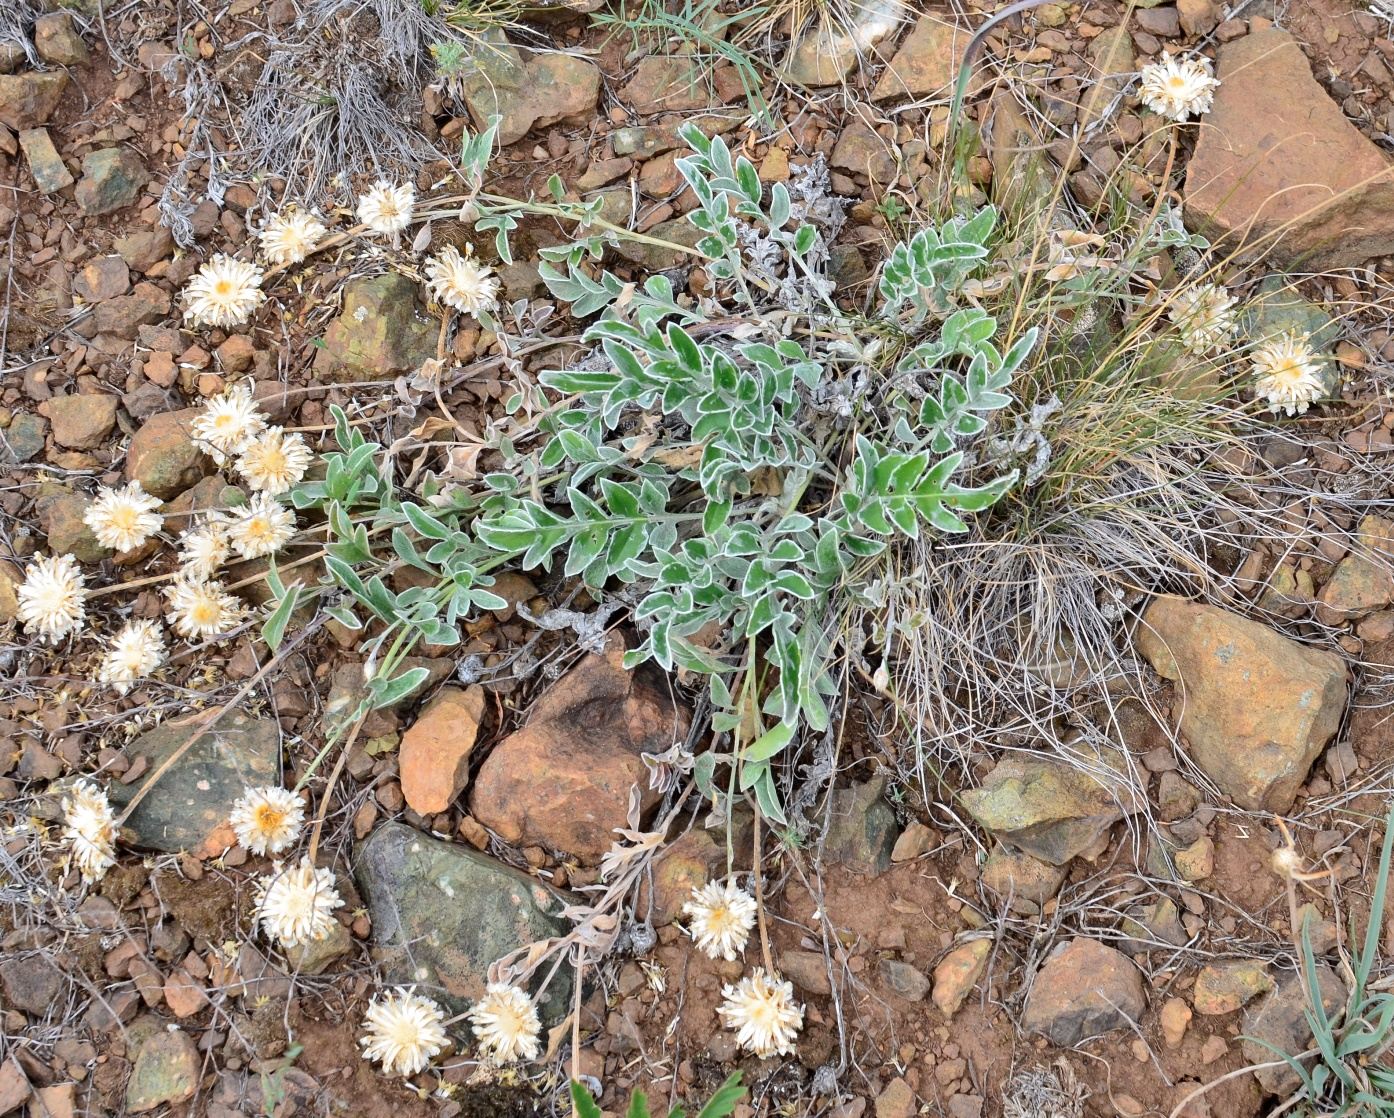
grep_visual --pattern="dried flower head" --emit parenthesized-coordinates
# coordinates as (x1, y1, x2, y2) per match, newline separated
(97, 619, 167, 695)
(360, 988, 449, 1077)
(163, 575, 243, 640)
(1252, 333, 1327, 416)
(1167, 282, 1238, 354)
(682, 879, 758, 961)
(717, 968, 804, 1058)
(467, 983, 541, 1063)
(357, 181, 415, 237)
(230, 785, 305, 856)
(235, 427, 314, 495)
(192, 383, 268, 464)
(176, 517, 231, 581)
(253, 856, 343, 948)
(62, 779, 117, 881)
(425, 245, 500, 317)
(226, 493, 296, 559)
(17, 553, 86, 644)
(1139, 52, 1220, 121)
(183, 254, 265, 329)
(258, 208, 328, 266)
(83, 481, 163, 553)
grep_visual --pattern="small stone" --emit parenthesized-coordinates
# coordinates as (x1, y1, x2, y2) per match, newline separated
(126, 1027, 198, 1113)
(0, 1060, 29, 1114)
(1319, 515, 1394, 622)
(18, 128, 73, 193)
(831, 120, 897, 184)
(1021, 939, 1146, 1046)
(315, 273, 437, 382)
(34, 13, 89, 66)
(1193, 961, 1273, 1015)
(0, 71, 69, 130)
(1177, 0, 1217, 35)
(646, 827, 725, 925)
(1200, 1034, 1228, 1064)
(355, 821, 571, 1019)
(931, 939, 990, 1018)
(890, 820, 936, 862)
(873, 1077, 916, 1118)
(1157, 771, 1201, 821)
(5, 412, 48, 463)
(39, 491, 108, 563)
(1161, 997, 1191, 1048)
(126, 408, 212, 498)
(1134, 6, 1180, 37)
(1120, 897, 1188, 952)
(981, 847, 1069, 913)
(873, 13, 970, 101)
(282, 918, 351, 975)
(1242, 966, 1346, 1094)
(1035, 3, 1067, 26)
(878, 959, 930, 1001)
(107, 714, 281, 856)
(75, 148, 151, 216)
(783, 0, 903, 87)
(93, 282, 171, 338)
(162, 969, 209, 1018)
(1174, 836, 1215, 881)
(459, 36, 601, 145)
(29, 1084, 75, 1118)
(946, 1099, 982, 1118)
(0, 954, 65, 1016)
(115, 228, 175, 272)
(400, 685, 485, 815)
(45, 393, 118, 450)
(822, 778, 899, 875)
(612, 216, 704, 271)
(76, 256, 132, 302)
(620, 56, 734, 114)
(781, 949, 832, 997)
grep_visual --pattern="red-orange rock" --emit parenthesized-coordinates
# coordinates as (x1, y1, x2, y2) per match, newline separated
(1184, 29, 1394, 268)
(1021, 939, 1145, 1046)
(400, 685, 485, 816)
(470, 634, 689, 863)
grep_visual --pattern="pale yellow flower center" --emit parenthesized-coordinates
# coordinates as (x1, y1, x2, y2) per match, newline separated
(110, 507, 138, 531)
(247, 517, 273, 540)
(190, 600, 219, 626)
(1168, 75, 1187, 90)
(254, 804, 286, 832)
(259, 447, 287, 474)
(214, 279, 234, 297)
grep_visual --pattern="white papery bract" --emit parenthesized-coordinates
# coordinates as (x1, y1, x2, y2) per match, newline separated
(360, 988, 448, 1077)
(183, 254, 265, 329)
(17, 553, 86, 644)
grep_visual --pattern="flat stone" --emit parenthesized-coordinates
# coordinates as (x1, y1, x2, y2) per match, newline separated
(4, 412, 47, 463)
(619, 56, 737, 114)
(75, 148, 150, 216)
(126, 1027, 198, 1113)
(76, 256, 132, 302)
(354, 821, 571, 1019)
(1021, 938, 1146, 1046)
(645, 827, 725, 926)
(0, 1059, 29, 1114)
(874, 1077, 916, 1118)
(931, 939, 990, 1018)
(315, 273, 436, 382)
(460, 36, 601, 145)
(18, 128, 73, 193)
(960, 747, 1139, 866)
(781, 949, 832, 997)
(1193, 960, 1273, 1015)
(831, 119, 897, 184)
(1242, 966, 1346, 1095)
(38, 490, 108, 563)
(45, 393, 118, 449)
(282, 918, 351, 976)
(872, 12, 970, 101)
(1137, 595, 1347, 811)
(980, 847, 1068, 913)
(612, 216, 704, 271)
(0, 71, 68, 130)
(783, 0, 904, 87)
(470, 633, 688, 864)
(34, 13, 89, 66)
(115, 228, 175, 272)
(1184, 29, 1394, 268)
(878, 958, 930, 1001)
(822, 778, 899, 875)
(107, 713, 280, 855)
(1319, 515, 1394, 623)
(400, 684, 485, 816)
(125, 408, 213, 499)
(92, 281, 171, 338)
(0, 954, 65, 1016)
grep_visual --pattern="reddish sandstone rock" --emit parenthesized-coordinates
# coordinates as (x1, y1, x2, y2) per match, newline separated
(1021, 939, 1145, 1046)
(1184, 29, 1394, 268)
(400, 685, 485, 816)
(125, 409, 212, 499)
(470, 634, 690, 863)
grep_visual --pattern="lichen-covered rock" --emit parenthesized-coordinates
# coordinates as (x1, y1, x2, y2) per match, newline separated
(1137, 595, 1347, 811)
(126, 409, 212, 498)
(314, 274, 436, 382)
(1193, 961, 1273, 1016)
(460, 35, 601, 145)
(75, 148, 150, 216)
(823, 777, 899, 875)
(871, 12, 969, 101)
(45, 393, 118, 450)
(0, 71, 68, 130)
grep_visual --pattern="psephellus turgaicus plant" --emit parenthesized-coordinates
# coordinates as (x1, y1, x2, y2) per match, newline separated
(274, 121, 1037, 824)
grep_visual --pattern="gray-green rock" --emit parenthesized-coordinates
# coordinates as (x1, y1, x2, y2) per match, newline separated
(822, 777, 899, 875)
(38, 490, 109, 563)
(126, 1023, 198, 1113)
(125, 409, 212, 499)
(18, 128, 73, 194)
(612, 217, 704, 272)
(354, 822, 571, 1020)
(961, 748, 1140, 866)
(459, 34, 600, 146)
(283, 919, 351, 976)
(108, 714, 280, 854)
(4, 412, 48, 463)
(314, 273, 436, 382)
(75, 148, 150, 216)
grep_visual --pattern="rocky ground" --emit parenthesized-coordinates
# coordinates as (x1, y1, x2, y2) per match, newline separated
(3, 0, 1394, 1116)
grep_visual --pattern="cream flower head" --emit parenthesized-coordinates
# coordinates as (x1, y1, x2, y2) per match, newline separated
(183, 254, 265, 329)
(176, 516, 231, 581)
(235, 427, 313, 495)
(83, 481, 164, 553)
(1252, 333, 1327, 416)
(62, 779, 117, 881)
(226, 493, 296, 559)
(425, 245, 501, 317)
(356, 181, 415, 237)
(360, 988, 449, 1077)
(163, 575, 243, 640)
(717, 968, 804, 1058)
(192, 382, 268, 464)
(258, 208, 328, 266)
(1167, 282, 1238, 354)
(229, 785, 305, 856)
(467, 983, 541, 1063)
(682, 879, 758, 962)
(17, 553, 86, 644)
(1139, 52, 1220, 121)
(97, 619, 167, 695)
(253, 856, 343, 948)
